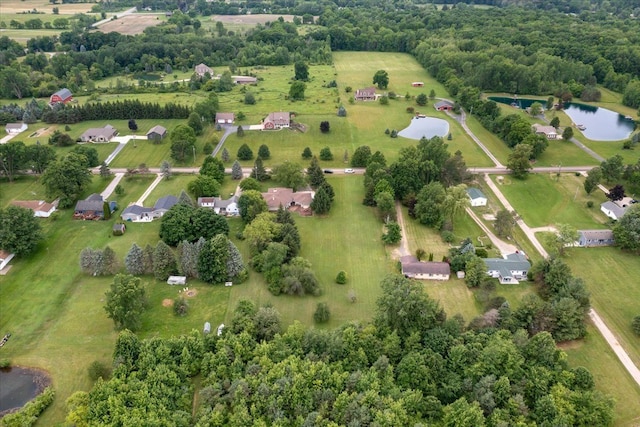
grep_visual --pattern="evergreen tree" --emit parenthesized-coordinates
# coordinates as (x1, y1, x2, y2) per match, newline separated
(221, 147, 230, 163)
(99, 162, 112, 179)
(226, 239, 246, 281)
(306, 156, 325, 188)
(153, 241, 177, 281)
(258, 144, 270, 159)
(198, 234, 229, 284)
(231, 160, 243, 180)
(252, 157, 269, 181)
(178, 189, 195, 206)
(320, 181, 335, 202)
(237, 143, 252, 160)
(142, 244, 154, 275)
(237, 126, 245, 138)
(80, 247, 103, 276)
(160, 160, 172, 180)
(310, 185, 332, 214)
(102, 246, 120, 275)
(125, 243, 145, 276)
(301, 147, 312, 159)
(177, 240, 201, 278)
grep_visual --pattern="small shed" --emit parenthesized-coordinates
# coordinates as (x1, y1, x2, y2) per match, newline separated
(217, 323, 225, 336)
(203, 322, 211, 334)
(412, 82, 424, 87)
(112, 223, 126, 236)
(467, 188, 487, 207)
(167, 276, 187, 285)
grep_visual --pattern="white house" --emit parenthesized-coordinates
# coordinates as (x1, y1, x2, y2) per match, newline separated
(5, 123, 27, 135)
(11, 200, 57, 218)
(467, 188, 487, 207)
(197, 196, 239, 216)
(0, 250, 15, 271)
(400, 256, 450, 281)
(484, 252, 530, 284)
(600, 197, 634, 220)
(120, 204, 152, 222)
(532, 123, 558, 139)
(577, 230, 615, 247)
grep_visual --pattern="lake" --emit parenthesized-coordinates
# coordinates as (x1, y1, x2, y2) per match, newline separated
(398, 116, 449, 140)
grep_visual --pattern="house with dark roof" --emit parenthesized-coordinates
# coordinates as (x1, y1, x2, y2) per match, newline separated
(5, 123, 27, 135)
(601, 197, 634, 220)
(120, 195, 177, 222)
(146, 125, 167, 141)
(74, 194, 116, 220)
(261, 188, 314, 212)
(434, 100, 454, 111)
(467, 188, 487, 207)
(80, 125, 118, 143)
(50, 88, 73, 105)
(400, 256, 450, 280)
(11, 200, 57, 217)
(194, 63, 213, 77)
(577, 230, 614, 247)
(262, 112, 290, 130)
(483, 252, 531, 284)
(354, 87, 377, 101)
(532, 123, 558, 140)
(152, 195, 178, 218)
(215, 112, 235, 124)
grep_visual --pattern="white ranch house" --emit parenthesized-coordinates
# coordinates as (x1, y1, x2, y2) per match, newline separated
(467, 188, 487, 207)
(484, 252, 531, 284)
(400, 256, 450, 280)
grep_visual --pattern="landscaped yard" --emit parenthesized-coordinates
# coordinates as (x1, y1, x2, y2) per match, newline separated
(491, 173, 610, 229)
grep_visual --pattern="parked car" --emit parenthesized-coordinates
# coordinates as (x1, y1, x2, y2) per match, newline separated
(323, 169, 334, 174)
(344, 168, 355, 174)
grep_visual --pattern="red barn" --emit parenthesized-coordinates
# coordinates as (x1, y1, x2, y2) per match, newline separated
(50, 88, 73, 105)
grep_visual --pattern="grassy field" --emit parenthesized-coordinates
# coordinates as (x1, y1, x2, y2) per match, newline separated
(564, 324, 640, 427)
(490, 173, 610, 229)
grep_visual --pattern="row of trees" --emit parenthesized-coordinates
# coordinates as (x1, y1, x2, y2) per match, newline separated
(68, 275, 613, 426)
(43, 100, 192, 124)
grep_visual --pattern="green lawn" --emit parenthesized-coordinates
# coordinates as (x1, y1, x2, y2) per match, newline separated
(0, 176, 49, 207)
(564, 325, 640, 427)
(490, 173, 610, 229)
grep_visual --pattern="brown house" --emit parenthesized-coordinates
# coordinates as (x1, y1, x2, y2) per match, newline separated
(262, 112, 290, 130)
(215, 112, 235, 124)
(354, 87, 377, 101)
(261, 188, 314, 212)
(400, 256, 450, 281)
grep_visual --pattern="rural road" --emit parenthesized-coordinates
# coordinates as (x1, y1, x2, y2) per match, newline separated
(100, 172, 124, 199)
(92, 7, 138, 28)
(394, 201, 411, 257)
(135, 173, 163, 205)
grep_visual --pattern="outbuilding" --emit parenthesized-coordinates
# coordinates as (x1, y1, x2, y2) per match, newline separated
(5, 123, 27, 135)
(467, 188, 487, 207)
(167, 276, 187, 285)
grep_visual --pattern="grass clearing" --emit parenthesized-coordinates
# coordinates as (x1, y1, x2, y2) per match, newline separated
(490, 173, 610, 229)
(0, 175, 49, 207)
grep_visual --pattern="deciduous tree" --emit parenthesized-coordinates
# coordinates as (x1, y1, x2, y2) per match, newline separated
(373, 70, 389, 89)
(198, 234, 229, 284)
(612, 205, 640, 253)
(42, 152, 92, 208)
(170, 124, 196, 163)
(272, 161, 305, 190)
(289, 81, 306, 100)
(0, 206, 42, 256)
(507, 144, 533, 179)
(104, 274, 147, 331)
(238, 190, 268, 223)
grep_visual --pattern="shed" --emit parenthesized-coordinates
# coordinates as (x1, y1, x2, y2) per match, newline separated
(112, 223, 126, 236)
(167, 276, 187, 285)
(5, 123, 27, 134)
(467, 188, 487, 207)
(217, 323, 225, 336)
(412, 82, 424, 87)
(203, 322, 211, 334)
(146, 125, 167, 141)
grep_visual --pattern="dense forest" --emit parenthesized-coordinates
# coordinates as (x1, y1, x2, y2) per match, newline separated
(65, 275, 613, 426)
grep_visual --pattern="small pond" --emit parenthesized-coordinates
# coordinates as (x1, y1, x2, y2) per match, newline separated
(488, 96, 636, 141)
(0, 367, 50, 415)
(398, 116, 449, 140)
(562, 102, 635, 141)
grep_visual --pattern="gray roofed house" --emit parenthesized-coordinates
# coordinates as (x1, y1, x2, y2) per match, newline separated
(194, 63, 213, 77)
(600, 197, 634, 220)
(5, 123, 27, 134)
(151, 195, 178, 218)
(434, 100, 455, 111)
(400, 255, 450, 280)
(146, 125, 167, 140)
(80, 125, 118, 143)
(532, 123, 558, 139)
(467, 187, 487, 207)
(74, 194, 109, 219)
(484, 252, 531, 284)
(233, 76, 257, 84)
(577, 229, 615, 247)
(121, 204, 153, 222)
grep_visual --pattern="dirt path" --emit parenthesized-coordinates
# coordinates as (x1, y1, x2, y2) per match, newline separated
(395, 201, 410, 257)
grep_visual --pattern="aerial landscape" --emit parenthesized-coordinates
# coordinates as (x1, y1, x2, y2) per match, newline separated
(0, 0, 639, 425)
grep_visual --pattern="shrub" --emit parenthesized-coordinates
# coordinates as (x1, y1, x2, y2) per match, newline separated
(0, 358, 11, 368)
(335, 270, 347, 284)
(203, 142, 213, 155)
(302, 147, 312, 159)
(174, 295, 189, 316)
(390, 130, 398, 138)
(441, 230, 455, 243)
(237, 143, 253, 160)
(319, 147, 333, 161)
(0, 387, 55, 426)
(406, 107, 414, 114)
(475, 248, 488, 258)
(88, 360, 111, 381)
(632, 315, 640, 336)
(586, 201, 594, 208)
(313, 302, 330, 323)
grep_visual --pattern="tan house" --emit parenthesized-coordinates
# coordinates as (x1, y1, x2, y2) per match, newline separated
(262, 112, 290, 130)
(354, 87, 377, 101)
(261, 188, 314, 211)
(532, 123, 558, 139)
(215, 112, 235, 124)
(146, 125, 167, 141)
(400, 256, 450, 280)
(11, 200, 57, 217)
(80, 125, 118, 143)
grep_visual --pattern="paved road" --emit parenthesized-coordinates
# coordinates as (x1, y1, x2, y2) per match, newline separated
(135, 173, 163, 205)
(100, 173, 124, 199)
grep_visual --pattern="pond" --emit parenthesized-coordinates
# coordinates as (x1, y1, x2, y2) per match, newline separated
(0, 367, 51, 415)
(398, 116, 449, 140)
(562, 102, 635, 141)
(488, 97, 636, 141)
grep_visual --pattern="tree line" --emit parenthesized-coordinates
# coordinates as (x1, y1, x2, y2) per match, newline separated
(42, 100, 192, 124)
(65, 274, 614, 426)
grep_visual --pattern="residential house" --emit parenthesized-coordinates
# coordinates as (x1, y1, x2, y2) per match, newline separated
(120, 195, 178, 222)
(601, 197, 635, 220)
(484, 252, 531, 284)
(194, 63, 213, 77)
(532, 123, 558, 139)
(400, 256, 450, 280)
(198, 196, 238, 216)
(74, 194, 115, 220)
(233, 76, 257, 84)
(354, 87, 377, 101)
(151, 195, 178, 218)
(262, 112, 291, 130)
(80, 125, 118, 143)
(577, 229, 614, 247)
(146, 125, 167, 141)
(215, 112, 235, 124)
(467, 188, 487, 207)
(434, 100, 454, 111)
(50, 88, 73, 105)
(0, 250, 15, 271)
(412, 82, 424, 87)
(5, 123, 27, 135)
(11, 200, 57, 217)
(261, 187, 314, 212)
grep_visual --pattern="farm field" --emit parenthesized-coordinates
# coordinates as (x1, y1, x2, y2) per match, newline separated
(96, 14, 164, 35)
(490, 173, 610, 229)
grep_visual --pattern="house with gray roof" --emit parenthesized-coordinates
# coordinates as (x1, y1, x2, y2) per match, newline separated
(151, 195, 178, 218)
(146, 125, 167, 141)
(434, 100, 454, 111)
(577, 229, 615, 247)
(5, 123, 27, 135)
(197, 196, 239, 216)
(484, 252, 530, 284)
(532, 123, 558, 139)
(121, 195, 177, 222)
(80, 125, 118, 143)
(401, 255, 450, 281)
(467, 188, 487, 207)
(194, 63, 213, 77)
(74, 194, 116, 220)
(600, 197, 635, 220)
